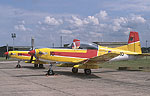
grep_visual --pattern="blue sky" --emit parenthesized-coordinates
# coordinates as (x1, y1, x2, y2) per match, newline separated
(0, 0, 150, 47)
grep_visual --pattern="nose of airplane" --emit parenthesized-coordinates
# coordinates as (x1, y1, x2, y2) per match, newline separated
(28, 50, 35, 55)
(4, 52, 9, 55)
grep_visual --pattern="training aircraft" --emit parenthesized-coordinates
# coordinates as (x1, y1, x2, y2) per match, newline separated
(4, 50, 48, 68)
(28, 31, 149, 75)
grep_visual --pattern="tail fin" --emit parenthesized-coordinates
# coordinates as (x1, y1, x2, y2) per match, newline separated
(128, 31, 140, 44)
(127, 31, 142, 54)
(116, 31, 142, 54)
(72, 39, 80, 49)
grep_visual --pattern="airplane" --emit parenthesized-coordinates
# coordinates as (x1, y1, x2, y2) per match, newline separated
(26, 31, 150, 75)
(4, 50, 48, 68)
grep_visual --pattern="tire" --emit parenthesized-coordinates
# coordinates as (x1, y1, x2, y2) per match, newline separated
(34, 64, 38, 68)
(47, 70, 54, 75)
(72, 68, 78, 73)
(84, 69, 91, 75)
(16, 65, 21, 68)
(39, 64, 44, 68)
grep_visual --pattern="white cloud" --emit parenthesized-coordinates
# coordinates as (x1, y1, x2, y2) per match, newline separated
(95, 10, 108, 20)
(113, 17, 128, 31)
(70, 16, 84, 26)
(44, 16, 63, 25)
(85, 16, 99, 25)
(131, 15, 146, 23)
(14, 25, 26, 31)
(14, 24, 32, 31)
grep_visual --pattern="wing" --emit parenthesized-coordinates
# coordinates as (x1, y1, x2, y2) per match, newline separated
(74, 53, 119, 69)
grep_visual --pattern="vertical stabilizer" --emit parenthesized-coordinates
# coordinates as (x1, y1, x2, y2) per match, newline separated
(128, 31, 142, 54)
(128, 31, 140, 44)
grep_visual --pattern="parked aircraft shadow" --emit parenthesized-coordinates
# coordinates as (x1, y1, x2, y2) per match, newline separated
(51, 71, 101, 79)
(14, 74, 45, 77)
(21, 66, 45, 69)
(0, 67, 17, 69)
(93, 70, 119, 73)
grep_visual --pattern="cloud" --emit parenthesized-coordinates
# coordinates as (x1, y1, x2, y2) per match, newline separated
(44, 16, 63, 25)
(95, 10, 108, 20)
(85, 16, 99, 25)
(0, 4, 149, 46)
(69, 16, 85, 26)
(14, 24, 32, 31)
(14, 25, 26, 31)
(131, 15, 146, 23)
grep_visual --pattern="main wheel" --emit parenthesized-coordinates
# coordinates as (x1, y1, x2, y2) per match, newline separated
(84, 69, 91, 75)
(39, 64, 44, 68)
(34, 64, 38, 68)
(47, 69, 54, 75)
(16, 64, 21, 68)
(72, 68, 78, 73)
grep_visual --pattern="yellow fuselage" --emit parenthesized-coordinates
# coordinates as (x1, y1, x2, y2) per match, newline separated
(35, 42, 141, 63)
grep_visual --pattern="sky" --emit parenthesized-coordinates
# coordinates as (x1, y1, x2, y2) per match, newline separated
(0, 0, 150, 47)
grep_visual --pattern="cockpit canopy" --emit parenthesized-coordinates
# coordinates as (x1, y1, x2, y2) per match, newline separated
(68, 42, 98, 50)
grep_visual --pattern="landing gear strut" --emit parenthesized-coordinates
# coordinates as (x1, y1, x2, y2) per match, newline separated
(16, 60, 21, 68)
(84, 69, 91, 75)
(46, 64, 54, 75)
(72, 68, 78, 73)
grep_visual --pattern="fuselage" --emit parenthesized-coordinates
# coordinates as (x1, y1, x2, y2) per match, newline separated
(35, 45, 141, 63)
(7, 51, 32, 61)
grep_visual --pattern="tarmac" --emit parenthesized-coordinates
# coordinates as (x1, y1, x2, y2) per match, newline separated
(0, 61, 150, 96)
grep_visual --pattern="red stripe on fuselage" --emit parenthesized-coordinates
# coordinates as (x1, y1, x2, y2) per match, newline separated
(18, 53, 31, 56)
(51, 49, 98, 58)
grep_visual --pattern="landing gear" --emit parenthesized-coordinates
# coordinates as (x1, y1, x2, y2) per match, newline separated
(16, 61, 21, 68)
(72, 68, 78, 73)
(46, 64, 54, 75)
(39, 64, 44, 68)
(84, 69, 91, 75)
(34, 64, 38, 68)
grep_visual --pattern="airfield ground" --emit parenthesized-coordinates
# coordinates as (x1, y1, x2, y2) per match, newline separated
(0, 61, 150, 96)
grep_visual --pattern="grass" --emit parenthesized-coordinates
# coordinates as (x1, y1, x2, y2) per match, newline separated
(99, 56, 150, 71)
(0, 57, 16, 61)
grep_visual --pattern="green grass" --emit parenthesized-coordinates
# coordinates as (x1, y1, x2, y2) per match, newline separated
(0, 57, 16, 61)
(100, 56, 150, 71)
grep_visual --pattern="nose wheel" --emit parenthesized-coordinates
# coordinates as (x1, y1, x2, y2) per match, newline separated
(16, 60, 21, 68)
(46, 64, 55, 75)
(84, 69, 91, 75)
(72, 68, 78, 73)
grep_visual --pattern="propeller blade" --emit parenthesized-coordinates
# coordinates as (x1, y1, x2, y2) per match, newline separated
(30, 56, 34, 63)
(4, 52, 9, 60)
(28, 50, 36, 63)
(28, 50, 35, 56)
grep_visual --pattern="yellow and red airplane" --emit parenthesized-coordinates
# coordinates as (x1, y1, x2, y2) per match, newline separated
(28, 31, 150, 75)
(4, 50, 48, 68)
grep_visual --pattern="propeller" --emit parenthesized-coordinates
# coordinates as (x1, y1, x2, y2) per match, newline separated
(28, 50, 36, 63)
(4, 52, 9, 60)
